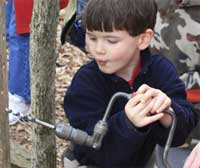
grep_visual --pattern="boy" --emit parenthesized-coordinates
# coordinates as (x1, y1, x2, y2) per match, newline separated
(64, 0, 198, 167)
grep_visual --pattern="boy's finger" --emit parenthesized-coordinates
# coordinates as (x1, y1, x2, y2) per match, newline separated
(126, 94, 143, 108)
(144, 113, 164, 125)
(151, 96, 165, 113)
(136, 84, 151, 94)
(130, 97, 151, 112)
(126, 98, 152, 115)
(156, 98, 171, 113)
(133, 102, 150, 114)
(141, 99, 154, 115)
(141, 89, 158, 103)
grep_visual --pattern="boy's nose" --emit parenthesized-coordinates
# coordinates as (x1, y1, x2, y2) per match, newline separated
(95, 41, 106, 54)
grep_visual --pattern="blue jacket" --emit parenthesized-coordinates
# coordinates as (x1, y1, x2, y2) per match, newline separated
(64, 49, 198, 168)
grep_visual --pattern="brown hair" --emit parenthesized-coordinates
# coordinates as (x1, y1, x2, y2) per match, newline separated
(83, 0, 157, 36)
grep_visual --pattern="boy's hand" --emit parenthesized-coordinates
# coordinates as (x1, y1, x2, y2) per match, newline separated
(137, 84, 171, 114)
(136, 84, 172, 127)
(125, 93, 164, 128)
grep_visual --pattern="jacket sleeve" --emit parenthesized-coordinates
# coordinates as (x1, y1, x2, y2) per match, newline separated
(151, 56, 198, 147)
(64, 67, 150, 166)
(14, 0, 69, 34)
(14, 0, 33, 34)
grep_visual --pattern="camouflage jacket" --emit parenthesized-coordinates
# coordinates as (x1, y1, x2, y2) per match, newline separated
(151, 0, 200, 92)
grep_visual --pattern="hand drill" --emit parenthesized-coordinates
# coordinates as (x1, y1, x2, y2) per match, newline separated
(22, 92, 176, 168)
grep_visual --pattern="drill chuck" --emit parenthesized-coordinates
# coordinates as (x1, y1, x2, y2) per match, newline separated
(55, 123, 93, 147)
(55, 121, 108, 149)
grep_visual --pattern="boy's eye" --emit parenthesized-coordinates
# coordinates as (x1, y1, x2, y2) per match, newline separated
(89, 36, 97, 41)
(107, 39, 118, 44)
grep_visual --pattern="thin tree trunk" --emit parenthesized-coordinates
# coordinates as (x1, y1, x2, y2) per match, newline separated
(30, 1, 59, 168)
(0, 0, 11, 168)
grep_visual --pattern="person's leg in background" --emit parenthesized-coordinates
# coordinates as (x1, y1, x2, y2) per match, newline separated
(61, 0, 87, 50)
(76, 0, 88, 20)
(66, 0, 87, 50)
(4, 0, 31, 125)
(4, 0, 12, 41)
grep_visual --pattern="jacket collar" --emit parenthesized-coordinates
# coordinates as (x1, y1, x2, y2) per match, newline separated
(140, 48, 152, 73)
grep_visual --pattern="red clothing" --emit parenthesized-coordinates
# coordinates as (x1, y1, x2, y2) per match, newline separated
(128, 58, 141, 86)
(14, 0, 69, 34)
(187, 89, 200, 103)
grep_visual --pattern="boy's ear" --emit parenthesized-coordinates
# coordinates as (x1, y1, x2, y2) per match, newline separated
(138, 29, 154, 50)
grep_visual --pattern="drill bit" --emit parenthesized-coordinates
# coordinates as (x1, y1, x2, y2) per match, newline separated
(20, 115, 55, 129)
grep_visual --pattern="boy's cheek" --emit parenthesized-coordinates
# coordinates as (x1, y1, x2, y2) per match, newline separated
(85, 40, 92, 53)
(85, 36, 89, 47)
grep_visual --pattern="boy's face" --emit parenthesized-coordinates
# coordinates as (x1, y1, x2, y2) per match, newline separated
(86, 29, 141, 80)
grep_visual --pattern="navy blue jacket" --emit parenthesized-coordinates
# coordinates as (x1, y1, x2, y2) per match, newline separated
(64, 49, 197, 168)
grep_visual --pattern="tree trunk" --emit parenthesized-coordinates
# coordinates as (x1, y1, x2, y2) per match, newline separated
(30, 1, 59, 168)
(0, 1, 11, 168)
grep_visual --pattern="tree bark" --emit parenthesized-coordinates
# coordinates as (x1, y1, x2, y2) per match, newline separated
(30, 1, 59, 168)
(0, 1, 11, 168)
(10, 140, 31, 168)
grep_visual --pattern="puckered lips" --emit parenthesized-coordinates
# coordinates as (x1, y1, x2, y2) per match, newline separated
(96, 59, 107, 66)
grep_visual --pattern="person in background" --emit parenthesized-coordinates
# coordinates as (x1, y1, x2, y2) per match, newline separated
(4, 0, 69, 125)
(60, 0, 88, 50)
(150, 1, 200, 167)
(63, 0, 198, 167)
(152, 0, 200, 144)
(183, 142, 200, 168)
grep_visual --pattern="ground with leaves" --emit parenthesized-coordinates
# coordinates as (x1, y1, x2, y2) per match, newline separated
(9, 20, 90, 168)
